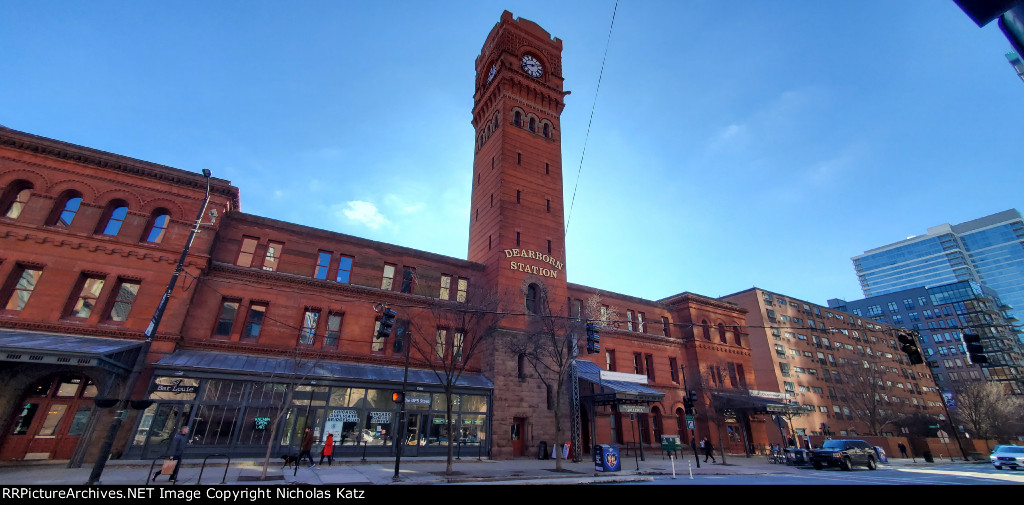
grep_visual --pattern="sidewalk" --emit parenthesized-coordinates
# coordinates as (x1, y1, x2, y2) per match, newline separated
(0, 451, 981, 486)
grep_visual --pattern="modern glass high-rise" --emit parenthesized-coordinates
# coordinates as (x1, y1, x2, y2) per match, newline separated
(853, 209, 1024, 325)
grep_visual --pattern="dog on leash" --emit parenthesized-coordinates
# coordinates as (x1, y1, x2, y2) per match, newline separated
(281, 454, 299, 469)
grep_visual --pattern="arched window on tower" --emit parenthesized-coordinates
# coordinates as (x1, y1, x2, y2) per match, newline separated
(529, 118, 536, 132)
(701, 320, 711, 341)
(733, 325, 743, 347)
(514, 111, 522, 127)
(525, 283, 539, 314)
(718, 323, 727, 344)
(48, 191, 84, 227)
(142, 209, 171, 243)
(97, 200, 129, 236)
(1, 181, 33, 219)
(543, 123, 549, 137)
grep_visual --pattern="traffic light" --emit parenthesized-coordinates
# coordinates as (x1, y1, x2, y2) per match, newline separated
(897, 329, 924, 365)
(376, 307, 397, 340)
(686, 390, 698, 408)
(585, 321, 600, 354)
(963, 330, 988, 365)
(392, 391, 405, 404)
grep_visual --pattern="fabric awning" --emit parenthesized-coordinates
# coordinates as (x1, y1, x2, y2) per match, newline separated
(0, 328, 142, 376)
(576, 360, 665, 405)
(154, 349, 493, 390)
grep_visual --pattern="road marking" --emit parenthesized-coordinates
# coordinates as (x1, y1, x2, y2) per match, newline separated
(895, 467, 1024, 483)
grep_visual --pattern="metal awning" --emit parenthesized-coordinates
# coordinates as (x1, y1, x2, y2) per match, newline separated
(0, 328, 142, 376)
(712, 391, 806, 414)
(576, 360, 665, 405)
(154, 349, 493, 390)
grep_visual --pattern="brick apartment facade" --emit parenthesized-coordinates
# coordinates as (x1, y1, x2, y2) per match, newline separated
(722, 288, 945, 445)
(1, 12, 792, 464)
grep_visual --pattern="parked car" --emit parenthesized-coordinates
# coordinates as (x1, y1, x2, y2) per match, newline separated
(810, 439, 878, 471)
(990, 445, 1024, 470)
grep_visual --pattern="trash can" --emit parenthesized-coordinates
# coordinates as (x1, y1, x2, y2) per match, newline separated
(594, 444, 621, 472)
(538, 441, 548, 460)
(923, 451, 934, 463)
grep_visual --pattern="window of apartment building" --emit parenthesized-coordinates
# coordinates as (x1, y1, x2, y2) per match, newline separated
(314, 251, 331, 280)
(669, 358, 679, 383)
(701, 320, 711, 340)
(300, 309, 319, 345)
(456, 278, 468, 303)
(107, 278, 140, 322)
(573, 299, 583, 320)
(903, 298, 914, 309)
(98, 201, 129, 236)
(335, 255, 353, 282)
(371, 321, 385, 352)
(784, 382, 795, 393)
(645, 354, 655, 382)
(727, 363, 739, 388)
(2, 265, 42, 311)
(766, 309, 777, 322)
(887, 301, 899, 313)
(662, 317, 671, 337)
(392, 320, 408, 355)
(775, 344, 786, 358)
(324, 312, 343, 347)
(633, 353, 643, 375)
(453, 331, 465, 362)
(637, 312, 646, 333)
(779, 363, 791, 377)
(918, 296, 928, 306)
(236, 237, 259, 267)
(242, 303, 267, 340)
(69, 275, 105, 318)
(626, 310, 635, 331)
(400, 267, 416, 293)
(214, 299, 239, 337)
(381, 264, 396, 290)
(263, 241, 283, 271)
(142, 210, 171, 244)
(717, 323, 727, 343)
(439, 275, 452, 300)
(867, 305, 882, 316)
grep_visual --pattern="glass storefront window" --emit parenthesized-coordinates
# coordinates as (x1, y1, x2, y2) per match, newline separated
(431, 393, 459, 411)
(405, 392, 431, 411)
(192, 405, 240, 446)
(11, 403, 39, 435)
(203, 380, 245, 403)
(68, 407, 92, 436)
(250, 382, 287, 405)
(37, 405, 68, 436)
(461, 395, 487, 413)
(461, 415, 486, 444)
(364, 411, 394, 446)
(365, 389, 396, 409)
(55, 377, 81, 397)
(237, 406, 280, 445)
(293, 385, 329, 407)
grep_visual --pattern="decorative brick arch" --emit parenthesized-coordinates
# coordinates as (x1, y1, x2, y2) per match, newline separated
(0, 168, 49, 192)
(95, 188, 144, 211)
(45, 178, 98, 202)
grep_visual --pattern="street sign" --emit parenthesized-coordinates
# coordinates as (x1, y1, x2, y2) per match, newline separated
(686, 415, 694, 430)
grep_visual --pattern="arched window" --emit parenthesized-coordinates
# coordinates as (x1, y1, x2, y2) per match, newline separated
(98, 200, 129, 236)
(525, 283, 539, 314)
(49, 191, 83, 227)
(518, 353, 527, 380)
(733, 326, 743, 347)
(718, 323, 727, 344)
(513, 111, 522, 127)
(1, 181, 33, 219)
(143, 209, 171, 243)
(529, 118, 536, 132)
(542, 123, 549, 137)
(701, 320, 711, 340)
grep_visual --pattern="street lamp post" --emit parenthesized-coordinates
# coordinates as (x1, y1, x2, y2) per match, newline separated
(680, 364, 699, 468)
(87, 169, 213, 485)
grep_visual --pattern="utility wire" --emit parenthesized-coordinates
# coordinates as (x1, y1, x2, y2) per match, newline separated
(564, 0, 618, 238)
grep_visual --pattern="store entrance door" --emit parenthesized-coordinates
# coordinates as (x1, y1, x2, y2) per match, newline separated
(0, 374, 96, 461)
(139, 403, 192, 459)
(402, 413, 426, 457)
(511, 417, 526, 457)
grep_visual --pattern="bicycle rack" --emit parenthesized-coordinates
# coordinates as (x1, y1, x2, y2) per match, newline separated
(198, 454, 231, 485)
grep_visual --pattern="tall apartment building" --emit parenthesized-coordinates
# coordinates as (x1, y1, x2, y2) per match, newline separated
(722, 288, 943, 441)
(852, 209, 1024, 327)
(828, 281, 1024, 395)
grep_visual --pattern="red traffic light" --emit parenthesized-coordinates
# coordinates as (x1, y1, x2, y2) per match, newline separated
(392, 391, 405, 403)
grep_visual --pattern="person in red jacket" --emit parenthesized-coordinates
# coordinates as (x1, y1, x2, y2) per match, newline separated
(319, 432, 335, 467)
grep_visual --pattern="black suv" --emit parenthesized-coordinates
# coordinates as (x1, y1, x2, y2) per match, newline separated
(810, 439, 878, 471)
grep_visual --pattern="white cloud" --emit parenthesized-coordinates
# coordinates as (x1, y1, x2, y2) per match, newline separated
(384, 194, 425, 215)
(340, 200, 391, 229)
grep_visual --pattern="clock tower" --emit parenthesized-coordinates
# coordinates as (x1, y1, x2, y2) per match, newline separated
(469, 11, 570, 458)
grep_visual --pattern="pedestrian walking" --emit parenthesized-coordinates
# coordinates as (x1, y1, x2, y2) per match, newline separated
(154, 426, 189, 482)
(897, 442, 908, 459)
(702, 436, 716, 463)
(319, 432, 335, 467)
(300, 428, 316, 468)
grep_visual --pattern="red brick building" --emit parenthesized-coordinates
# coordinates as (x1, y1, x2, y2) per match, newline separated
(0, 12, 787, 464)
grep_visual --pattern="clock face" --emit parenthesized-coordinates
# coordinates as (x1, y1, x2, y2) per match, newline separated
(487, 63, 497, 84)
(521, 54, 543, 78)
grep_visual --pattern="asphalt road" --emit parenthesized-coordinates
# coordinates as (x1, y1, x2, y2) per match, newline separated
(628, 463, 1024, 485)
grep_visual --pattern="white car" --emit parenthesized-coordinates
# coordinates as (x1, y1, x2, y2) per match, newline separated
(990, 445, 1024, 470)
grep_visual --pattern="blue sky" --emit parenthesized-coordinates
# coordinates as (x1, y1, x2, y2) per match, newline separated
(2, 1, 1022, 307)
